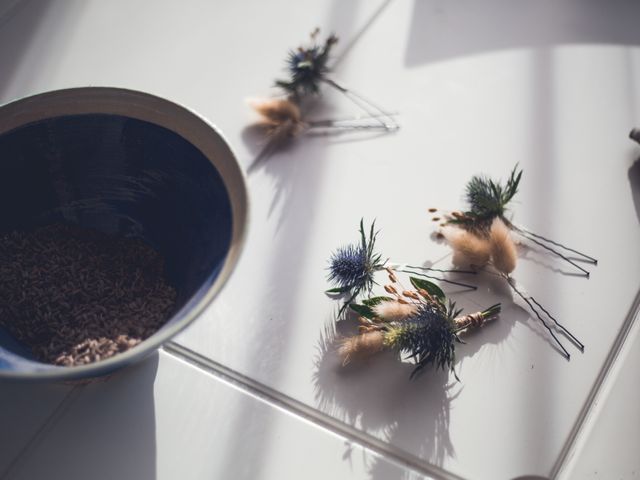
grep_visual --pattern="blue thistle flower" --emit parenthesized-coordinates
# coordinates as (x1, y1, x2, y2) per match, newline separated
(336, 297, 502, 379)
(326, 219, 384, 314)
(328, 244, 369, 291)
(384, 302, 460, 378)
(275, 32, 338, 97)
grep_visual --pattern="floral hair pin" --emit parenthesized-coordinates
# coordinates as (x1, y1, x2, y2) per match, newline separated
(337, 275, 501, 380)
(326, 219, 477, 316)
(325, 220, 499, 379)
(248, 29, 398, 160)
(430, 165, 597, 359)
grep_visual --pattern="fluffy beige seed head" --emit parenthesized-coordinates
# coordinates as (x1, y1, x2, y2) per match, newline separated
(248, 98, 301, 124)
(338, 331, 385, 365)
(441, 226, 491, 269)
(373, 301, 418, 321)
(247, 98, 306, 141)
(489, 218, 517, 274)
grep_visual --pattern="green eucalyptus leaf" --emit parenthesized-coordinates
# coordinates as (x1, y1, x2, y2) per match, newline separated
(409, 277, 446, 302)
(325, 286, 351, 294)
(362, 296, 393, 307)
(349, 303, 376, 319)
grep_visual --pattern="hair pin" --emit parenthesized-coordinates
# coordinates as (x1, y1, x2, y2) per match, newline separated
(326, 220, 500, 379)
(248, 29, 399, 163)
(326, 219, 477, 316)
(431, 165, 596, 359)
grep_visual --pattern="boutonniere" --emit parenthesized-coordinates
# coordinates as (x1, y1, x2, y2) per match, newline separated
(430, 166, 597, 359)
(326, 220, 499, 379)
(248, 29, 398, 160)
(326, 220, 477, 315)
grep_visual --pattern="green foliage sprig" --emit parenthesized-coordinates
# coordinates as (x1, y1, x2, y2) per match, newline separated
(446, 165, 522, 232)
(340, 275, 501, 379)
(326, 220, 500, 379)
(431, 165, 597, 360)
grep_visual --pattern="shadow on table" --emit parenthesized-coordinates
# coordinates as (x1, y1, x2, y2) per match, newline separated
(3, 353, 159, 480)
(220, 1, 399, 478)
(0, 0, 87, 99)
(628, 154, 640, 225)
(312, 275, 523, 480)
(405, 0, 640, 67)
(241, 0, 396, 230)
(312, 262, 583, 480)
(314, 336, 456, 479)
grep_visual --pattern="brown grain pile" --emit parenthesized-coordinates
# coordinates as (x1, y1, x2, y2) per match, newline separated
(0, 223, 177, 366)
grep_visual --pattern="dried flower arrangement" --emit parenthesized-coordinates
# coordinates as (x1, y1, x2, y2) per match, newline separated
(430, 165, 597, 359)
(326, 220, 500, 379)
(327, 220, 477, 314)
(248, 29, 398, 158)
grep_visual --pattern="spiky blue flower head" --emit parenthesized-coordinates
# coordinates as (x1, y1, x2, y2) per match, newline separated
(385, 303, 458, 378)
(275, 33, 338, 97)
(328, 243, 370, 291)
(326, 220, 384, 311)
(287, 46, 321, 75)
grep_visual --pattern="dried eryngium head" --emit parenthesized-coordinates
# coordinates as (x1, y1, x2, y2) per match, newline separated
(276, 31, 338, 97)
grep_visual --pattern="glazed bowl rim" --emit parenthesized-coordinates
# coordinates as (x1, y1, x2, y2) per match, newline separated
(0, 86, 249, 381)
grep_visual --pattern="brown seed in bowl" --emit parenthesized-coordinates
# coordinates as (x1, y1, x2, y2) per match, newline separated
(0, 223, 177, 366)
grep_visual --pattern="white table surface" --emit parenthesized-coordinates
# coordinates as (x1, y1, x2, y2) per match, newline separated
(1, 1, 639, 479)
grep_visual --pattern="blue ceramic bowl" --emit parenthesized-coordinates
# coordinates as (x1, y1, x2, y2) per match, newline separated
(0, 87, 248, 381)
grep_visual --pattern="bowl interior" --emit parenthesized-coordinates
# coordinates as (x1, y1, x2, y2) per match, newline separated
(0, 113, 233, 374)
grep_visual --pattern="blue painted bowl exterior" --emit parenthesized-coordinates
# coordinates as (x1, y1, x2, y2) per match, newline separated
(0, 88, 248, 381)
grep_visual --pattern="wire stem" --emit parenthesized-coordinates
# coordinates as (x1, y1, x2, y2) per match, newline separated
(322, 78, 399, 131)
(529, 296, 584, 351)
(512, 225, 598, 265)
(308, 111, 399, 127)
(308, 123, 396, 131)
(396, 269, 477, 291)
(404, 264, 478, 275)
(505, 276, 570, 360)
(513, 229, 592, 277)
